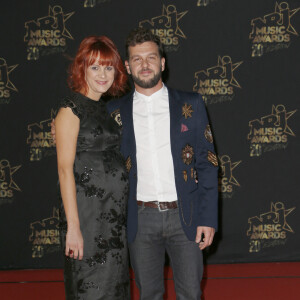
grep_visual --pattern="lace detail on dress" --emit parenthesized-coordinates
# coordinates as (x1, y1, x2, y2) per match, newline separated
(58, 97, 84, 120)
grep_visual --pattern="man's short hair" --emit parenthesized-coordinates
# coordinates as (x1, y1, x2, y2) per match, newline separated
(125, 27, 164, 59)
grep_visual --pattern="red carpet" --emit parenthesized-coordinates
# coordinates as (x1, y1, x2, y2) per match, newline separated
(0, 263, 299, 299)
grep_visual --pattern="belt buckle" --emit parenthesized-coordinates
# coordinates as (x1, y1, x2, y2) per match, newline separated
(157, 201, 168, 212)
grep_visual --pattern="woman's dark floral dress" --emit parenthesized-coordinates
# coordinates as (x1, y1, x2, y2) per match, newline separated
(58, 93, 129, 300)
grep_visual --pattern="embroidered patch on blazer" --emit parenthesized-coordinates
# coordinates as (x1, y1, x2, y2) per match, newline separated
(111, 109, 122, 126)
(183, 170, 188, 182)
(182, 103, 194, 119)
(204, 124, 213, 143)
(194, 170, 198, 182)
(181, 123, 189, 132)
(207, 151, 218, 167)
(182, 144, 194, 165)
(125, 156, 132, 172)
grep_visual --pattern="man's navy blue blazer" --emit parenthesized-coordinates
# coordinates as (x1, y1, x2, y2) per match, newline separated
(107, 87, 218, 243)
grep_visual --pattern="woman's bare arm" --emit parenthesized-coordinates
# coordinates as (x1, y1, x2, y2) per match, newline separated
(55, 107, 83, 260)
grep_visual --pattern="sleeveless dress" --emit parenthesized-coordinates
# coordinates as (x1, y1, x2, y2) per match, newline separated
(58, 92, 130, 300)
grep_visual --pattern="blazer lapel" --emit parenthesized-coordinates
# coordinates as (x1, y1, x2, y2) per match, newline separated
(168, 87, 182, 151)
(121, 92, 137, 165)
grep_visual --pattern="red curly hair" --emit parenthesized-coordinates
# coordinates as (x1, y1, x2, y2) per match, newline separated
(68, 36, 127, 97)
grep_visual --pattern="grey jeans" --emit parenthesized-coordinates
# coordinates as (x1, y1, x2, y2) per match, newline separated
(129, 204, 203, 300)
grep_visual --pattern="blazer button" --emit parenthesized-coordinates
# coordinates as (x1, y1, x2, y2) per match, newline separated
(133, 173, 137, 178)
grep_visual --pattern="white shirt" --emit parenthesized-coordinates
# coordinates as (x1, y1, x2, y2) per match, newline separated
(133, 84, 177, 202)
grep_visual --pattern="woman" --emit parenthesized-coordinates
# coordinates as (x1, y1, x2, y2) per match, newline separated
(55, 36, 129, 299)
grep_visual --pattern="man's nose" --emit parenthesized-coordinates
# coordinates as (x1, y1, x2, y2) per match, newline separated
(141, 58, 150, 68)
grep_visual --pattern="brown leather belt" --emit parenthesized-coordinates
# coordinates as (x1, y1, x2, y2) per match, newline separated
(137, 200, 178, 211)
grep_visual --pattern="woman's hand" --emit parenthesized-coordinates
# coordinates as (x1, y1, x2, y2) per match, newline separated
(65, 225, 84, 260)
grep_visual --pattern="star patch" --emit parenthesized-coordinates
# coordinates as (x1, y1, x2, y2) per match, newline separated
(182, 103, 193, 119)
(204, 124, 213, 143)
(207, 151, 218, 167)
(125, 156, 132, 172)
(111, 109, 122, 126)
(182, 144, 194, 165)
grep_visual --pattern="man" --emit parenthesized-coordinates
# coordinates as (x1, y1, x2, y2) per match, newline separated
(107, 28, 218, 300)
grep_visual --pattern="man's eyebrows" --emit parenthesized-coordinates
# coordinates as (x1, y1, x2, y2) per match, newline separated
(131, 53, 158, 58)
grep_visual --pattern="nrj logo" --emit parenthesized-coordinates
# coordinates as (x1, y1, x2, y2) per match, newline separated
(247, 202, 295, 253)
(27, 110, 56, 161)
(0, 159, 21, 202)
(29, 207, 60, 258)
(250, 2, 300, 57)
(84, 0, 111, 7)
(196, 0, 217, 7)
(218, 155, 241, 197)
(0, 58, 18, 104)
(139, 4, 188, 52)
(24, 5, 74, 60)
(248, 104, 297, 156)
(193, 56, 243, 104)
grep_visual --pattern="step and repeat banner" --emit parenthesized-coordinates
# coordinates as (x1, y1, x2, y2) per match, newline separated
(0, 0, 299, 269)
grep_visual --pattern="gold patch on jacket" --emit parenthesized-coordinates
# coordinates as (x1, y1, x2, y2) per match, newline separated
(204, 124, 213, 143)
(182, 144, 194, 165)
(207, 151, 218, 167)
(182, 103, 194, 119)
(111, 109, 122, 126)
(183, 170, 188, 182)
(125, 156, 132, 172)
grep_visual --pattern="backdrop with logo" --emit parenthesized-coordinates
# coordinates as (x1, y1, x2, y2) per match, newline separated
(0, 0, 299, 269)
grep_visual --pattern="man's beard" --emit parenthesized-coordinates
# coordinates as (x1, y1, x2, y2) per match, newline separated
(131, 68, 162, 89)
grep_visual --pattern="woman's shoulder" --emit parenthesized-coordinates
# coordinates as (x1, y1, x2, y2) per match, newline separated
(57, 93, 85, 119)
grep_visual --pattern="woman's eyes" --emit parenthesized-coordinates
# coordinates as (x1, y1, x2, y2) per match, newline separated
(90, 66, 114, 71)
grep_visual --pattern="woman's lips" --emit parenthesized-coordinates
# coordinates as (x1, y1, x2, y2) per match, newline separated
(96, 80, 108, 85)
